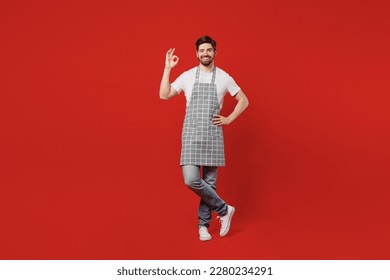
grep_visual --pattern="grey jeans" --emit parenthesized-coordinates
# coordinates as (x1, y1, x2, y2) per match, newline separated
(182, 165, 228, 227)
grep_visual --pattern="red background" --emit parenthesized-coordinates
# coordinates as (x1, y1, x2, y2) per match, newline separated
(1, 0, 390, 259)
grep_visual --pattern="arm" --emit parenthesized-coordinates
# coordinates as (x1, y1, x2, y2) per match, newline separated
(159, 48, 179, 100)
(212, 90, 249, 126)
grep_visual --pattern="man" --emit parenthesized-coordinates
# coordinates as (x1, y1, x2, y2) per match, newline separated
(159, 36, 249, 241)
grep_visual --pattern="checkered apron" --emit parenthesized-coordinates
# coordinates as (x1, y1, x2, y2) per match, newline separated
(180, 67, 225, 166)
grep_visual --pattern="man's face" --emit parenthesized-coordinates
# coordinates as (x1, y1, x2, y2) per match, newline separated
(196, 43, 216, 66)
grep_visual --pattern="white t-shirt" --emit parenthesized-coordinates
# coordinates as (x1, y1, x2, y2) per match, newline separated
(171, 66, 241, 109)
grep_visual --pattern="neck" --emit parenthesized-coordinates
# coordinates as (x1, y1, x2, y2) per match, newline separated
(199, 63, 215, 72)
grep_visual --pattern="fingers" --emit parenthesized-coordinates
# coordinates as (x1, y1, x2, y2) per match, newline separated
(212, 115, 230, 126)
(212, 115, 223, 125)
(166, 48, 176, 57)
(212, 115, 222, 121)
(165, 48, 179, 68)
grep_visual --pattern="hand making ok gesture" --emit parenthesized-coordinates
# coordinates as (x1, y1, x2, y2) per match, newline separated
(165, 48, 179, 69)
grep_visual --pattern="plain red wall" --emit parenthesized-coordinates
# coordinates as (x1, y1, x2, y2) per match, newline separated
(1, 0, 390, 259)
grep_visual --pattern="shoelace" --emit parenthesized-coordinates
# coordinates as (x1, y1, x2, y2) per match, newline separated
(216, 216, 225, 225)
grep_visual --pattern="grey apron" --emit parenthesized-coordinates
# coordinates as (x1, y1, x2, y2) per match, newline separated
(180, 67, 225, 166)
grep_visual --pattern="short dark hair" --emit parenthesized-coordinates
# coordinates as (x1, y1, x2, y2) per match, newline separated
(195, 35, 216, 51)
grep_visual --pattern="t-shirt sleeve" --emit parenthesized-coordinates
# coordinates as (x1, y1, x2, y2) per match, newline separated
(171, 72, 186, 95)
(227, 76, 241, 96)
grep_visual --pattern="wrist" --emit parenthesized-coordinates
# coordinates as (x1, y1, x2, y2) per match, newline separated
(226, 116, 233, 125)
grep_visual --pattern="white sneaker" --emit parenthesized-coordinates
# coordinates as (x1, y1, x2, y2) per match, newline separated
(218, 205, 235, 237)
(199, 226, 212, 241)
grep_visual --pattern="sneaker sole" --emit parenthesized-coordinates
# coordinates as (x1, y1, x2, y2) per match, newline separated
(220, 206, 235, 237)
(199, 236, 212, 241)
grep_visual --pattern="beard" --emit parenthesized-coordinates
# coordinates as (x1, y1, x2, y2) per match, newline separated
(198, 55, 214, 66)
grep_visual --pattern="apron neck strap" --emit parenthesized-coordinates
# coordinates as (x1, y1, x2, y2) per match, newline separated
(211, 66, 216, 83)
